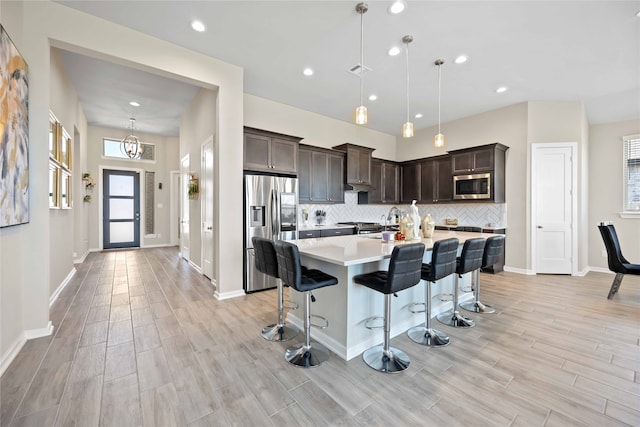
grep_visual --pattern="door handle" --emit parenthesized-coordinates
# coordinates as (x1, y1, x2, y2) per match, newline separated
(135, 212, 140, 220)
(537, 225, 543, 229)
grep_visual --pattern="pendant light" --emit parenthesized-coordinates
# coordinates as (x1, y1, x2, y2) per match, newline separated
(434, 59, 445, 148)
(121, 118, 144, 159)
(355, 3, 368, 125)
(402, 35, 414, 138)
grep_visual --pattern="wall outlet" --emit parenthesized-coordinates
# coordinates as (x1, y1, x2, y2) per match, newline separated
(601, 250, 607, 258)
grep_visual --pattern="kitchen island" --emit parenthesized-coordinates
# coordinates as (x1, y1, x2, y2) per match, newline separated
(285, 230, 499, 361)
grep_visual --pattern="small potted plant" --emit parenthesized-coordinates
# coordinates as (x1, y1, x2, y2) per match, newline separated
(188, 175, 199, 199)
(82, 173, 95, 189)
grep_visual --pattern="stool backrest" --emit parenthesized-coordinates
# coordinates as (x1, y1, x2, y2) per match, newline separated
(427, 238, 459, 281)
(252, 236, 279, 278)
(483, 235, 505, 268)
(386, 243, 426, 294)
(457, 238, 486, 275)
(274, 240, 302, 291)
(598, 223, 629, 273)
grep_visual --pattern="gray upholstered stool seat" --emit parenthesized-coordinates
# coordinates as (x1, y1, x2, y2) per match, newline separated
(252, 237, 299, 342)
(437, 237, 485, 328)
(353, 243, 426, 373)
(461, 235, 504, 314)
(407, 238, 459, 347)
(274, 240, 338, 368)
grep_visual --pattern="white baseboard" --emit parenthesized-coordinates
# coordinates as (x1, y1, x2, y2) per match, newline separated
(587, 267, 613, 274)
(0, 334, 26, 376)
(214, 289, 245, 300)
(188, 260, 202, 274)
(24, 321, 54, 340)
(50, 268, 76, 307)
(73, 250, 89, 264)
(504, 266, 536, 275)
(141, 243, 174, 249)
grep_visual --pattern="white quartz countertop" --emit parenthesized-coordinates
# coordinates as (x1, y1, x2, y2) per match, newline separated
(291, 230, 498, 266)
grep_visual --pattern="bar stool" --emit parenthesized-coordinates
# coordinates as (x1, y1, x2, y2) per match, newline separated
(274, 240, 338, 368)
(437, 237, 485, 328)
(353, 243, 425, 373)
(461, 235, 504, 314)
(407, 238, 459, 347)
(252, 237, 299, 342)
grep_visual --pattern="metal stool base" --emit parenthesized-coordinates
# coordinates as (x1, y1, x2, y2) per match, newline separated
(261, 323, 299, 342)
(460, 301, 495, 314)
(362, 346, 410, 373)
(407, 326, 450, 347)
(436, 311, 475, 328)
(285, 342, 330, 368)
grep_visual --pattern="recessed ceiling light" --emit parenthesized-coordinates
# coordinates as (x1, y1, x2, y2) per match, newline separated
(129, 101, 140, 107)
(388, 0, 406, 14)
(303, 68, 314, 76)
(191, 20, 206, 32)
(368, 94, 377, 101)
(495, 86, 508, 93)
(388, 46, 401, 56)
(415, 113, 423, 119)
(454, 55, 468, 64)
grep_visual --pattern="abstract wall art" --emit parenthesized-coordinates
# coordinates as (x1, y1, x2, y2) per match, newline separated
(0, 24, 29, 228)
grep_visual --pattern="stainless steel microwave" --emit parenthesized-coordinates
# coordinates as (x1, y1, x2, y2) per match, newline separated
(453, 173, 491, 200)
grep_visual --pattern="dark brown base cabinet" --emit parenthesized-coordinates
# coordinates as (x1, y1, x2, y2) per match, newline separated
(243, 127, 301, 174)
(298, 227, 355, 239)
(298, 145, 345, 203)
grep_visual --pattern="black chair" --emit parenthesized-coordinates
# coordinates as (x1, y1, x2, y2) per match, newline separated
(437, 237, 485, 328)
(407, 238, 459, 347)
(353, 243, 426, 373)
(598, 222, 640, 299)
(274, 240, 338, 368)
(252, 237, 299, 342)
(460, 235, 504, 314)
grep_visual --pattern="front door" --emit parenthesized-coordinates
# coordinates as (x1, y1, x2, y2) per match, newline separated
(103, 169, 140, 249)
(533, 144, 574, 274)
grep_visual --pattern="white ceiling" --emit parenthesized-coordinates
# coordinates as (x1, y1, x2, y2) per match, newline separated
(55, 1, 640, 138)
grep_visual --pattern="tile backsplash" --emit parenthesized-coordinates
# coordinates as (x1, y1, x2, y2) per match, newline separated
(300, 192, 506, 228)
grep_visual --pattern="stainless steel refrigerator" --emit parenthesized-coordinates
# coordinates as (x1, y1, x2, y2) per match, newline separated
(244, 174, 298, 293)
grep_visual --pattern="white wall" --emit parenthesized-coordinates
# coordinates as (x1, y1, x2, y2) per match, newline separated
(589, 119, 640, 269)
(85, 125, 179, 250)
(179, 88, 218, 279)
(244, 94, 397, 160)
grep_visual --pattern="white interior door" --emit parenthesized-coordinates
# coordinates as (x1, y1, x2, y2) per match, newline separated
(202, 137, 215, 280)
(533, 145, 574, 274)
(180, 155, 190, 261)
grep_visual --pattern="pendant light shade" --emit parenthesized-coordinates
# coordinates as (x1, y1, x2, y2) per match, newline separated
(434, 59, 445, 148)
(121, 118, 143, 159)
(355, 3, 368, 125)
(402, 35, 414, 138)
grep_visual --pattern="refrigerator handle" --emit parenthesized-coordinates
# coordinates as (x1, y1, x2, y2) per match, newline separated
(271, 189, 278, 240)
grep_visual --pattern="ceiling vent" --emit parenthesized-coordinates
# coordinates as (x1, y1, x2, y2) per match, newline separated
(348, 64, 372, 77)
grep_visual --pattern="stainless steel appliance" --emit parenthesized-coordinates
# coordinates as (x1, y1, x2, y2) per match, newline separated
(453, 173, 491, 200)
(244, 174, 298, 292)
(337, 222, 383, 235)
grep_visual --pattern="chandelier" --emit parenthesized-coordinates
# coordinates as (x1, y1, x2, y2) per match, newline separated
(121, 118, 143, 159)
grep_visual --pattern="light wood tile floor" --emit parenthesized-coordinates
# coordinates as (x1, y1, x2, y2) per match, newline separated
(2, 247, 639, 426)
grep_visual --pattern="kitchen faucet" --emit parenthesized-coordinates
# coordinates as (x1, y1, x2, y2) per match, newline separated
(387, 206, 400, 224)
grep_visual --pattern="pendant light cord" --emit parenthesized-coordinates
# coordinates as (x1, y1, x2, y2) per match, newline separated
(405, 41, 410, 122)
(437, 63, 442, 134)
(360, 9, 364, 107)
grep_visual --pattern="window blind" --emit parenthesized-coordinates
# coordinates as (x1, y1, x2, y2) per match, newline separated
(623, 135, 640, 211)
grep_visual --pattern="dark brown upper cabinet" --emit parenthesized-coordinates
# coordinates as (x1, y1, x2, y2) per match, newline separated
(243, 127, 301, 174)
(451, 143, 507, 174)
(400, 161, 421, 203)
(298, 145, 344, 204)
(420, 155, 452, 204)
(358, 159, 399, 204)
(332, 143, 374, 188)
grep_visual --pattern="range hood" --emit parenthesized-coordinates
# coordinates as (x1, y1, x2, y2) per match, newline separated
(344, 183, 372, 192)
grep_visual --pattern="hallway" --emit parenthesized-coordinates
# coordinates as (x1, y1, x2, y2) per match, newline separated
(1, 247, 639, 426)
